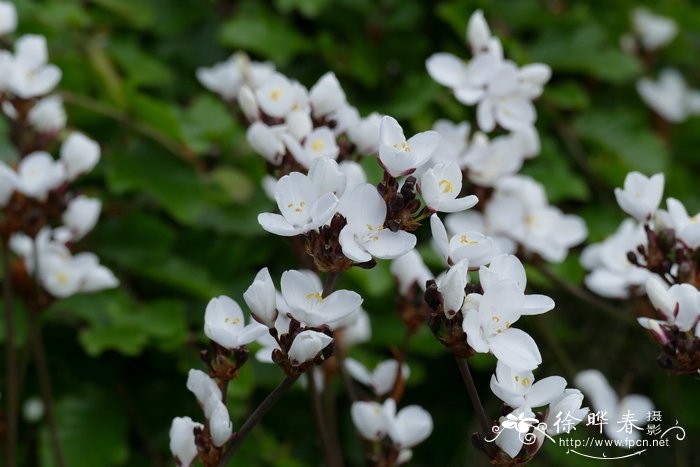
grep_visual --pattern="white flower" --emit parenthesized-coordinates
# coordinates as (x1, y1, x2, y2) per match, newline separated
(430, 213, 498, 268)
(347, 112, 382, 154)
(431, 119, 470, 166)
(309, 72, 346, 118)
(307, 157, 347, 199)
(479, 254, 554, 315)
(258, 171, 339, 236)
(544, 389, 589, 436)
(169, 417, 201, 466)
(420, 162, 478, 213)
(287, 330, 333, 366)
(0, 1, 17, 35)
(338, 161, 367, 195)
(255, 73, 297, 118)
(462, 280, 542, 371)
(243, 267, 278, 327)
(186, 369, 221, 419)
(62, 195, 101, 241)
(462, 132, 525, 186)
(284, 126, 339, 169)
(196, 54, 244, 100)
(636, 69, 699, 122)
(467, 10, 491, 53)
(665, 198, 700, 248)
(632, 8, 678, 51)
(614, 171, 664, 222)
(60, 132, 101, 181)
(28, 95, 66, 133)
(338, 184, 416, 262)
(209, 401, 233, 447)
(285, 109, 313, 140)
(351, 401, 388, 441)
(378, 116, 440, 177)
(15, 151, 66, 200)
(280, 269, 362, 328)
(237, 85, 259, 121)
(575, 370, 653, 444)
(490, 361, 567, 409)
(342, 308, 372, 347)
(383, 398, 433, 449)
(246, 121, 286, 165)
(204, 296, 267, 349)
(580, 219, 650, 298)
(390, 250, 433, 294)
(437, 258, 470, 318)
(494, 407, 538, 458)
(0, 162, 16, 207)
(344, 358, 410, 396)
(645, 277, 700, 331)
(7, 35, 62, 99)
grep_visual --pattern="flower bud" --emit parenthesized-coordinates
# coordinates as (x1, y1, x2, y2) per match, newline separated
(243, 267, 278, 327)
(60, 132, 100, 181)
(62, 195, 102, 240)
(287, 330, 333, 366)
(237, 85, 259, 122)
(209, 401, 233, 447)
(285, 109, 313, 140)
(169, 416, 201, 466)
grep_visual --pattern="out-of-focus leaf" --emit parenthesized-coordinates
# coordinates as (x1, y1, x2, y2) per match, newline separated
(530, 24, 642, 83)
(544, 82, 590, 110)
(575, 110, 669, 175)
(274, 0, 332, 18)
(40, 385, 128, 467)
(110, 40, 174, 88)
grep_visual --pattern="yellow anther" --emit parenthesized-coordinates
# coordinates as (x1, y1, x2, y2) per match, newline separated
(305, 292, 324, 302)
(460, 234, 478, 245)
(514, 375, 520, 382)
(367, 224, 374, 231)
(492, 316, 500, 322)
(521, 377, 531, 387)
(311, 140, 324, 152)
(392, 141, 411, 152)
(57, 272, 69, 285)
(270, 89, 282, 101)
(438, 179, 454, 193)
(224, 317, 241, 325)
(505, 321, 511, 328)
(288, 203, 293, 208)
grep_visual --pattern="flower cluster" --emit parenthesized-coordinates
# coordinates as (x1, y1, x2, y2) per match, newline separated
(0, 3, 116, 302)
(427, 10, 587, 264)
(583, 171, 700, 373)
(621, 8, 700, 123)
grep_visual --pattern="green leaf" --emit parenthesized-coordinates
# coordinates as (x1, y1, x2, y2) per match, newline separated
(530, 24, 642, 83)
(544, 82, 590, 111)
(575, 110, 669, 175)
(79, 322, 149, 356)
(41, 386, 129, 467)
(110, 39, 174, 88)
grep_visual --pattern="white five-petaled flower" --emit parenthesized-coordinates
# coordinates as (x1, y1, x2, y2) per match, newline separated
(15, 151, 66, 200)
(378, 116, 440, 177)
(169, 416, 202, 467)
(347, 112, 383, 154)
(287, 330, 333, 366)
(636, 69, 700, 123)
(280, 269, 362, 328)
(344, 358, 410, 396)
(420, 161, 478, 213)
(631, 8, 678, 51)
(255, 73, 297, 118)
(258, 171, 339, 237)
(338, 184, 416, 263)
(203, 296, 267, 349)
(430, 213, 498, 268)
(246, 121, 286, 165)
(351, 401, 388, 441)
(5, 35, 62, 99)
(283, 126, 339, 169)
(462, 280, 542, 371)
(489, 361, 567, 410)
(243, 267, 278, 327)
(614, 171, 664, 222)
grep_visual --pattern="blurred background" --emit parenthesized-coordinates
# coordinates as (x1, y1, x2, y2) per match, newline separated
(1, 0, 700, 465)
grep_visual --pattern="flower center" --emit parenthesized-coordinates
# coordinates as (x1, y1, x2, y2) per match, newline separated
(224, 317, 241, 325)
(438, 179, 454, 193)
(270, 89, 283, 102)
(311, 140, 324, 152)
(392, 141, 411, 153)
(305, 292, 324, 302)
(366, 224, 384, 241)
(459, 234, 478, 245)
(287, 201, 306, 213)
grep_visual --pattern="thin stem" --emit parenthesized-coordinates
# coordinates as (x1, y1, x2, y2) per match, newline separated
(28, 309, 65, 467)
(454, 356, 490, 435)
(532, 262, 635, 326)
(217, 376, 297, 466)
(307, 372, 343, 467)
(3, 241, 18, 467)
(29, 240, 65, 467)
